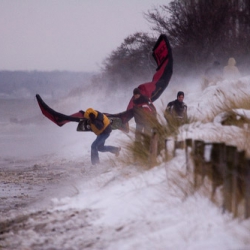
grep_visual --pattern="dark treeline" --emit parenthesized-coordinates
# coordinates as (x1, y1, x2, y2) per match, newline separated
(2, 0, 249, 96)
(0, 71, 94, 98)
(146, 0, 250, 75)
(99, 0, 250, 89)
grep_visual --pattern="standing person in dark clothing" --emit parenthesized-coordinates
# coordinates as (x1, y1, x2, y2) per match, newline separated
(132, 88, 157, 142)
(84, 108, 121, 165)
(164, 91, 187, 124)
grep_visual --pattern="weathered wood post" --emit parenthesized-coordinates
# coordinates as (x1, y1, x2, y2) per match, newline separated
(165, 138, 174, 161)
(149, 128, 159, 168)
(193, 140, 205, 188)
(232, 150, 245, 218)
(210, 143, 225, 199)
(203, 143, 213, 186)
(223, 145, 237, 213)
(245, 159, 250, 219)
(185, 139, 192, 172)
(174, 140, 185, 157)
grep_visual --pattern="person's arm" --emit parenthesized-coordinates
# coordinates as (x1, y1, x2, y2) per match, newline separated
(183, 105, 188, 121)
(166, 102, 174, 115)
(164, 102, 172, 121)
(89, 112, 104, 130)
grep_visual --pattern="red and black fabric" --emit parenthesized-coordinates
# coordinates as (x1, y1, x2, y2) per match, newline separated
(127, 34, 173, 110)
(36, 94, 84, 127)
(36, 34, 173, 133)
(36, 94, 132, 133)
(104, 109, 134, 133)
(132, 95, 156, 125)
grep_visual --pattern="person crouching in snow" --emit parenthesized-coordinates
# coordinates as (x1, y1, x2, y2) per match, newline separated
(84, 108, 121, 165)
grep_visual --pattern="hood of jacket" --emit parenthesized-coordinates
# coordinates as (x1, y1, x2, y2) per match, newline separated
(84, 108, 97, 119)
(227, 57, 236, 67)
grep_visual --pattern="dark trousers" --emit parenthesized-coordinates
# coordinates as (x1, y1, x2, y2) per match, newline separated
(135, 123, 152, 142)
(91, 132, 119, 165)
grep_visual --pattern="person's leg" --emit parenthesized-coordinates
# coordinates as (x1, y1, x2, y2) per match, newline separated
(135, 123, 143, 142)
(91, 135, 104, 165)
(144, 123, 152, 137)
(97, 133, 120, 154)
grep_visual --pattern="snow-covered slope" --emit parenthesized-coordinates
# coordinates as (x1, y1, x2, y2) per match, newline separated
(1, 76, 250, 249)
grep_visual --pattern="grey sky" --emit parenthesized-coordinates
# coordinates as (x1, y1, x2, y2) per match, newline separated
(0, 0, 171, 72)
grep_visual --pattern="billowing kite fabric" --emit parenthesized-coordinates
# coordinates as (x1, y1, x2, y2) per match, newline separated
(107, 34, 173, 127)
(36, 34, 173, 131)
(36, 94, 84, 127)
(126, 34, 173, 110)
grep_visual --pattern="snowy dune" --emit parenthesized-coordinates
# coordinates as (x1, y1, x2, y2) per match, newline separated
(1, 76, 250, 249)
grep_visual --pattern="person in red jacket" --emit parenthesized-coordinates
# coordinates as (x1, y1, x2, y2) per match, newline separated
(132, 88, 157, 142)
(84, 108, 121, 165)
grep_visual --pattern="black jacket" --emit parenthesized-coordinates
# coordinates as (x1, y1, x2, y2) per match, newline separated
(165, 99, 187, 119)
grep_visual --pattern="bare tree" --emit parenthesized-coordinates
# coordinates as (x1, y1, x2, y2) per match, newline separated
(145, 0, 250, 74)
(98, 0, 250, 86)
(101, 32, 156, 88)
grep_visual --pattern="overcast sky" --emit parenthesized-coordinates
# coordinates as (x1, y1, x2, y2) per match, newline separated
(0, 0, 171, 72)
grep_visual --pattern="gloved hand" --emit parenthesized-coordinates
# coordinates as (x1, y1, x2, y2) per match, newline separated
(89, 113, 95, 123)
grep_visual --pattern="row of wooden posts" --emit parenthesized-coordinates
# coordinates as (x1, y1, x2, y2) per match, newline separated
(162, 138, 250, 219)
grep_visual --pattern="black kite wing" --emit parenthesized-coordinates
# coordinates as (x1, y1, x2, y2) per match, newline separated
(104, 109, 134, 133)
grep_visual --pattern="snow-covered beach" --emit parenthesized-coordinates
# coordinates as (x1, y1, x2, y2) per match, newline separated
(1, 76, 250, 249)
